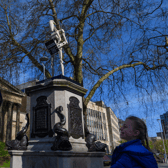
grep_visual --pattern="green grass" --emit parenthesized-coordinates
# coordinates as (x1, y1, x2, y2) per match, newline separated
(0, 142, 9, 157)
(0, 160, 10, 167)
(0, 141, 10, 168)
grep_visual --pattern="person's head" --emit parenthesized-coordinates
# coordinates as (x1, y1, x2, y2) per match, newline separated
(120, 116, 150, 150)
(120, 118, 140, 141)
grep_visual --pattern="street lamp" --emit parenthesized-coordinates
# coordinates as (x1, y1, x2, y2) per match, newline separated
(40, 56, 48, 80)
(157, 119, 167, 163)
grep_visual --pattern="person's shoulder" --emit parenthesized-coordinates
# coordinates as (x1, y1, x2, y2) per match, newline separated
(111, 152, 134, 168)
(122, 139, 152, 155)
(114, 140, 158, 168)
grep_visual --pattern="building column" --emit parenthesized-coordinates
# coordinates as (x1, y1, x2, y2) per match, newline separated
(3, 101, 8, 142)
(15, 104, 21, 138)
(6, 102, 13, 142)
(0, 101, 4, 141)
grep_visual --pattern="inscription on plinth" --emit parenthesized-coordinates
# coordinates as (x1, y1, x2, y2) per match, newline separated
(31, 96, 52, 138)
(35, 108, 48, 130)
(68, 96, 84, 139)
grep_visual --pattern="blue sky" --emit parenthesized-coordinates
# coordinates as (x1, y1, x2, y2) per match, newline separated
(112, 98, 167, 138)
(1, 0, 168, 139)
(103, 86, 168, 138)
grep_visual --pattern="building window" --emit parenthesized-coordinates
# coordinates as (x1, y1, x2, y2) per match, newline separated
(88, 109, 90, 116)
(21, 89, 25, 93)
(103, 113, 105, 121)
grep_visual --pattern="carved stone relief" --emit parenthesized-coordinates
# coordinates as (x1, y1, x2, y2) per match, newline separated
(67, 96, 83, 139)
(31, 96, 52, 138)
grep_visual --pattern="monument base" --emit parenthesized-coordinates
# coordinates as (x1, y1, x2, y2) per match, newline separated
(26, 137, 88, 153)
(9, 150, 105, 168)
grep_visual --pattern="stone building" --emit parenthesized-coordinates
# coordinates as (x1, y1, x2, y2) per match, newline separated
(156, 132, 166, 139)
(15, 79, 39, 114)
(148, 136, 161, 142)
(14, 79, 40, 140)
(160, 111, 168, 139)
(0, 77, 26, 142)
(86, 101, 120, 154)
(106, 107, 121, 151)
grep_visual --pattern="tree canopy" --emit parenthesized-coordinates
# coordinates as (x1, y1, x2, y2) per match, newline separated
(0, 0, 168, 119)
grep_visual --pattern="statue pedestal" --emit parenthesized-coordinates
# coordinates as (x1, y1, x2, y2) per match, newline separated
(25, 75, 88, 153)
(9, 150, 105, 168)
(8, 76, 105, 168)
(26, 137, 88, 153)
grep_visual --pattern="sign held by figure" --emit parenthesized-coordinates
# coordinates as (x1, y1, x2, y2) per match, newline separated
(45, 20, 68, 76)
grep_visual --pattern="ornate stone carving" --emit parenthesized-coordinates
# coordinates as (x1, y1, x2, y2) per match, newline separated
(31, 96, 53, 138)
(67, 96, 83, 139)
(84, 120, 109, 152)
(6, 113, 29, 150)
(51, 106, 72, 151)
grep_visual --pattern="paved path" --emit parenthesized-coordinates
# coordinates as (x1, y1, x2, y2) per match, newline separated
(1, 163, 168, 168)
(104, 163, 168, 168)
(158, 163, 168, 168)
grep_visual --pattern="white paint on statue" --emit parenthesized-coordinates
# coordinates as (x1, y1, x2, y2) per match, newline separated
(59, 48, 64, 76)
(49, 20, 68, 76)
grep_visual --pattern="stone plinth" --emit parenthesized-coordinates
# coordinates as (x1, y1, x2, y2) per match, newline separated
(8, 76, 105, 168)
(25, 75, 88, 152)
(9, 150, 105, 168)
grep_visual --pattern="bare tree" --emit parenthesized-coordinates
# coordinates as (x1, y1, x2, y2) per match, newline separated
(0, 0, 168, 121)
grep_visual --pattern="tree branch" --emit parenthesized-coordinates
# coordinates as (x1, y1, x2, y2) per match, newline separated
(85, 11, 141, 26)
(143, 0, 163, 17)
(84, 61, 168, 106)
(82, 57, 109, 75)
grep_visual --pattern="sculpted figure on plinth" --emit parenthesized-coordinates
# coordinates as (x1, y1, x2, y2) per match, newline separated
(84, 121, 109, 153)
(6, 113, 29, 150)
(51, 106, 72, 151)
(49, 20, 68, 76)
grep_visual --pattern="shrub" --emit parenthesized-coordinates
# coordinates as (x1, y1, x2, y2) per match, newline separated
(1, 160, 10, 167)
(0, 141, 9, 157)
(0, 141, 10, 167)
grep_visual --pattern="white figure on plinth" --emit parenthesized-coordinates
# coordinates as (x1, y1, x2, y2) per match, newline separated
(49, 20, 68, 76)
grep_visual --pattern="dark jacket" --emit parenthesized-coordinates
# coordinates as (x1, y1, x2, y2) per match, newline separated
(110, 139, 158, 168)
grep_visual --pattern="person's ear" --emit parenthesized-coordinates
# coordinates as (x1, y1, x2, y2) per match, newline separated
(134, 130, 140, 137)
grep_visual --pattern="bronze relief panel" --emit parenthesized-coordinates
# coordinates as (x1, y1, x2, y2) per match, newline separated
(31, 96, 52, 138)
(68, 96, 84, 139)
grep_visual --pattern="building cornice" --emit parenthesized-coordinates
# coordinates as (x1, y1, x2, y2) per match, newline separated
(25, 77, 88, 97)
(0, 77, 25, 97)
